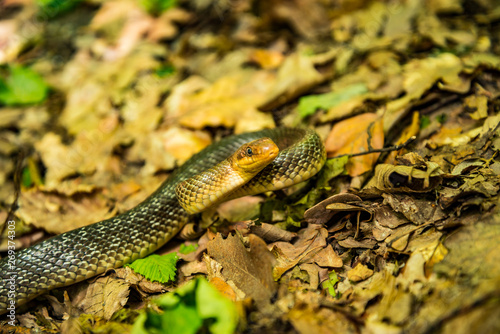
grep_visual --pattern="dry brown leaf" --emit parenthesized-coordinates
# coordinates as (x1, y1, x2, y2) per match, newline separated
(208, 276, 238, 301)
(249, 49, 285, 69)
(312, 244, 343, 268)
(304, 193, 362, 226)
(338, 237, 377, 249)
(383, 193, 446, 225)
(173, 70, 276, 132)
(325, 113, 384, 176)
(272, 226, 328, 279)
(297, 263, 320, 290)
(289, 302, 358, 334)
(76, 276, 130, 320)
(347, 263, 374, 282)
(179, 260, 207, 277)
(17, 187, 115, 234)
(363, 162, 443, 195)
(248, 222, 297, 243)
(147, 8, 192, 41)
(206, 233, 276, 304)
(373, 205, 410, 229)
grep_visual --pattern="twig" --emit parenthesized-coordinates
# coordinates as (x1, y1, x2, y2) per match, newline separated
(1, 150, 24, 237)
(334, 136, 417, 159)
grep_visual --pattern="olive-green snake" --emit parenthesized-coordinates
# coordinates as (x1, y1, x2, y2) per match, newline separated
(0, 128, 326, 313)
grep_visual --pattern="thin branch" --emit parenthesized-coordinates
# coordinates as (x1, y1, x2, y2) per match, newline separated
(333, 136, 417, 159)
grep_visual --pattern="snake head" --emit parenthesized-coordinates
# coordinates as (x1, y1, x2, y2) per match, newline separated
(232, 137, 279, 174)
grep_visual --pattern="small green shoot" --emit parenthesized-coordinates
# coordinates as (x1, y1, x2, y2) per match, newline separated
(179, 243, 198, 254)
(297, 83, 368, 118)
(322, 270, 340, 298)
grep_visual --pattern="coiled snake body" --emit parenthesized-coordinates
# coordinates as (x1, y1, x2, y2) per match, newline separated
(0, 128, 326, 313)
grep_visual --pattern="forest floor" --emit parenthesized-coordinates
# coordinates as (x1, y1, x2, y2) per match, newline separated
(1, 0, 500, 333)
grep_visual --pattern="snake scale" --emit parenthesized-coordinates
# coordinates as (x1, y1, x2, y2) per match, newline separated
(0, 127, 326, 314)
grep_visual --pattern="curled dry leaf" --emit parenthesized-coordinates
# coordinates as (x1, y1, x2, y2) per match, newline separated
(363, 162, 443, 195)
(304, 193, 362, 226)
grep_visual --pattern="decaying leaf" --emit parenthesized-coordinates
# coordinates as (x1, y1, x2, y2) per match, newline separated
(272, 226, 328, 280)
(75, 276, 130, 320)
(206, 233, 276, 304)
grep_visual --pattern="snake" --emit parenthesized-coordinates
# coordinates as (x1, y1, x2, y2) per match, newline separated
(0, 127, 326, 314)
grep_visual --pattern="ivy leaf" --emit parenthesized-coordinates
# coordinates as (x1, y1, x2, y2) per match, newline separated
(0, 65, 49, 105)
(126, 253, 178, 283)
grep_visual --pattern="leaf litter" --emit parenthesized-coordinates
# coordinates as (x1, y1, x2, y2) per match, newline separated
(1, 0, 500, 333)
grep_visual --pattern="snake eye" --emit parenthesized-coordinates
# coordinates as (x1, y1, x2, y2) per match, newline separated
(246, 147, 253, 156)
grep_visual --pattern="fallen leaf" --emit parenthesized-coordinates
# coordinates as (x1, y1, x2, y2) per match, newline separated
(347, 263, 374, 282)
(312, 244, 343, 268)
(248, 221, 297, 243)
(76, 276, 130, 320)
(206, 233, 276, 304)
(272, 226, 328, 279)
(304, 193, 362, 226)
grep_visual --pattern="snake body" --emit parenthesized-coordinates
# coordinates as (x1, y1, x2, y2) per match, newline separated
(0, 128, 326, 313)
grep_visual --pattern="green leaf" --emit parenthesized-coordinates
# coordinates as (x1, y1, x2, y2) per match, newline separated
(420, 115, 430, 129)
(126, 253, 178, 283)
(436, 114, 447, 124)
(0, 66, 49, 105)
(297, 83, 368, 118)
(133, 278, 239, 334)
(155, 65, 175, 77)
(139, 0, 177, 15)
(179, 243, 198, 254)
(22, 167, 32, 188)
(36, 0, 82, 17)
(322, 270, 340, 298)
(196, 278, 238, 334)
